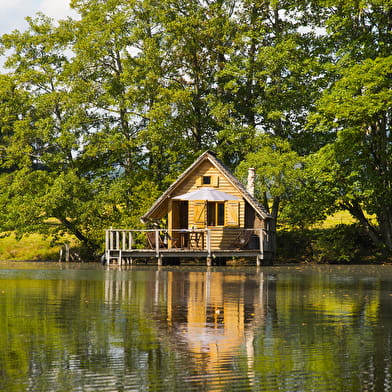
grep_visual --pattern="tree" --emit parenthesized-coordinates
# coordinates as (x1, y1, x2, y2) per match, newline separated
(309, 56, 392, 251)
(235, 135, 304, 224)
(0, 14, 161, 256)
(213, 0, 324, 167)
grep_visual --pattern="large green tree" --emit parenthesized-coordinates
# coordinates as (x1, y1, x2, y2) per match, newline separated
(302, 1, 392, 250)
(0, 14, 159, 255)
(212, 0, 323, 167)
(309, 56, 392, 251)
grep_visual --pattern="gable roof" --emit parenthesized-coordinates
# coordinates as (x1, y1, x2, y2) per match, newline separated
(141, 151, 272, 223)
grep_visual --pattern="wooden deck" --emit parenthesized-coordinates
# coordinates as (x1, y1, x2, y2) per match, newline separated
(104, 228, 273, 266)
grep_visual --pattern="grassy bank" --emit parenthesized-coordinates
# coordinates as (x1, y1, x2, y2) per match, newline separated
(0, 234, 65, 261)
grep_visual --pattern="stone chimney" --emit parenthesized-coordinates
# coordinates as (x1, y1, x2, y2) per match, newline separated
(247, 167, 255, 196)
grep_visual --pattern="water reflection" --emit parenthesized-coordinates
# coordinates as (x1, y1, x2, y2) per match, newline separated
(104, 268, 271, 391)
(1, 263, 392, 391)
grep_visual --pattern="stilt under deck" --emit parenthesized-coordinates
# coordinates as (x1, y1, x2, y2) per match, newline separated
(104, 228, 273, 266)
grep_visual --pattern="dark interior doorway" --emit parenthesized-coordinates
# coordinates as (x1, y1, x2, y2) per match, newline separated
(179, 201, 189, 229)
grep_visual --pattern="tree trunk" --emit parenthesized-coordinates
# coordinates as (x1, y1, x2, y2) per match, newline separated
(271, 196, 280, 223)
(58, 216, 98, 255)
(343, 200, 389, 251)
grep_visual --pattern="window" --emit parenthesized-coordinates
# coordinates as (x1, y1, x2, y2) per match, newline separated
(207, 202, 225, 226)
(217, 203, 225, 225)
(196, 175, 219, 187)
(203, 176, 211, 185)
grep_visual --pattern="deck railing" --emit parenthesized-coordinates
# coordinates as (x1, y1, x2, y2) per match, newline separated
(105, 228, 269, 255)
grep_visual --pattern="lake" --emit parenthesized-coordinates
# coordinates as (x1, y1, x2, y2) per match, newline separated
(1, 262, 392, 391)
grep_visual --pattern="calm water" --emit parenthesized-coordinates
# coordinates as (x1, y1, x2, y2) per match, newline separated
(1, 263, 392, 391)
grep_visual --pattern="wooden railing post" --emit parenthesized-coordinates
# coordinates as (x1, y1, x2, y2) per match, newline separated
(105, 230, 109, 251)
(129, 231, 133, 250)
(155, 229, 160, 257)
(116, 231, 120, 250)
(207, 229, 211, 257)
(105, 230, 110, 265)
(206, 229, 212, 266)
(122, 231, 126, 250)
(259, 228, 264, 264)
(110, 230, 114, 251)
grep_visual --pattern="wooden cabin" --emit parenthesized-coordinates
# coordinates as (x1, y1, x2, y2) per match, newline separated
(105, 151, 275, 266)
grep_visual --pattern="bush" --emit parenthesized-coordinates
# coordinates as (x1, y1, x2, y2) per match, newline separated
(276, 229, 313, 262)
(310, 224, 361, 263)
(276, 224, 373, 263)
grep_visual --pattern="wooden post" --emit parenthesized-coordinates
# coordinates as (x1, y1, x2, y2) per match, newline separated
(122, 231, 126, 250)
(105, 230, 109, 253)
(109, 230, 113, 251)
(155, 229, 160, 257)
(206, 229, 211, 257)
(259, 228, 264, 262)
(261, 228, 265, 254)
(168, 199, 174, 248)
(129, 231, 133, 250)
(206, 229, 212, 266)
(116, 231, 120, 250)
(104, 230, 109, 265)
(65, 243, 70, 263)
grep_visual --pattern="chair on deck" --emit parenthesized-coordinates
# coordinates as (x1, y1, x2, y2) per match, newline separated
(146, 231, 166, 249)
(229, 230, 254, 250)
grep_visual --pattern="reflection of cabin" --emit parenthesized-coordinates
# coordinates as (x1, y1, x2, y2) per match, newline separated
(103, 269, 270, 391)
(105, 151, 275, 265)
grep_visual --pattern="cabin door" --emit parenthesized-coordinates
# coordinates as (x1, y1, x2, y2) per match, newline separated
(178, 201, 189, 229)
(171, 201, 188, 247)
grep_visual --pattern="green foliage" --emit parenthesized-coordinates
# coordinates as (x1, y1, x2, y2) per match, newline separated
(235, 135, 304, 223)
(277, 224, 374, 263)
(310, 224, 364, 263)
(309, 56, 392, 250)
(1, 0, 392, 257)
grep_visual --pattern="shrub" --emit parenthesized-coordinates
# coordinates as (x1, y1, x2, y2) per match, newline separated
(276, 224, 373, 263)
(310, 224, 361, 263)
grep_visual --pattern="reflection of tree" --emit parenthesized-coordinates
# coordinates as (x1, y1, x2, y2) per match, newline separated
(3, 266, 392, 392)
(1, 267, 269, 391)
(251, 269, 384, 391)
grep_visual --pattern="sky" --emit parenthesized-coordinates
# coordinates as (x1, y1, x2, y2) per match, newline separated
(0, 0, 77, 36)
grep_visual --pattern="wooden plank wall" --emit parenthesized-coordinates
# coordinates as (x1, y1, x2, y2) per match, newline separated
(173, 161, 247, 248)
(186, 162, 244, 218)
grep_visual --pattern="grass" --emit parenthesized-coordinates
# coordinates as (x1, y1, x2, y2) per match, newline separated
(312, 210, 376, 229)
(316, 211, 355, 229)
(0, 233, 62, 261)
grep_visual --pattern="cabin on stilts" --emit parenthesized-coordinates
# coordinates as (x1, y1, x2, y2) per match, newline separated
(105, 151, 275, 266)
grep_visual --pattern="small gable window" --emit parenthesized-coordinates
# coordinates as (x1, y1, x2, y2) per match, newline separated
(196, 175, 219, 187)
(203, 176, 211, 185)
